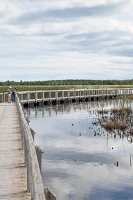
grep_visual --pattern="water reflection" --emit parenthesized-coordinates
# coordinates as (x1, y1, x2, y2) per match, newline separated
(26, 99, 133, 200)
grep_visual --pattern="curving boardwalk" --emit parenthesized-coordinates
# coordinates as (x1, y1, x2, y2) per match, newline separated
(0, 103, 31, 200)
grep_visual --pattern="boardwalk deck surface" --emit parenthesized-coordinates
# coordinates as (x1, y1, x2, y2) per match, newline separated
(0, 103, 31, 200)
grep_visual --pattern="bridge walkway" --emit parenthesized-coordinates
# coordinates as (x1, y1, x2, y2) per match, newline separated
(0, 103, 31, 200)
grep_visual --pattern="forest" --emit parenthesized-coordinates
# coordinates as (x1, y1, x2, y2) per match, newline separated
(0, 79, 133, 86)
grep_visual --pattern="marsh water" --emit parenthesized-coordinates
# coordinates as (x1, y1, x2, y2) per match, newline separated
(26, 99, 133, 200)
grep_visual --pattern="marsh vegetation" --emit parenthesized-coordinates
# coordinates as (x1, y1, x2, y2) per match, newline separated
(97, 96, 133, 138)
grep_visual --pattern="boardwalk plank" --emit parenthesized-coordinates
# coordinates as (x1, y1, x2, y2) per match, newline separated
(0, 103, 31, 200)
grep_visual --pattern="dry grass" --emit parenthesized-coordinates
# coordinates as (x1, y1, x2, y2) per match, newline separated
(111, 108, 132, 115)
(101, 120, 127, 131)
(101, 121, 114, 131)
(97, 110, 109, 115)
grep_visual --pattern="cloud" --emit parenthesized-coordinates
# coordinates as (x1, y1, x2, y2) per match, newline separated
(0, 0, 133, 80)
(10, 1, 127, 25)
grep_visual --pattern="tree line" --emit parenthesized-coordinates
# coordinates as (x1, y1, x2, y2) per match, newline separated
(0, 79, 133, 86)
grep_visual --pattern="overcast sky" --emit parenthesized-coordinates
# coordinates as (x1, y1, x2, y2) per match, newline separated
(0, 0, 133, 81)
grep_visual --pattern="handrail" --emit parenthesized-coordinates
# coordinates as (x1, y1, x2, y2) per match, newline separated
(17, 88, 133, 94)
(16, 94, 46, 200)
(16, 88, 133, 104)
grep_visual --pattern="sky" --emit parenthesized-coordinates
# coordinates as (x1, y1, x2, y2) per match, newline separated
(0, 0, 133, 81)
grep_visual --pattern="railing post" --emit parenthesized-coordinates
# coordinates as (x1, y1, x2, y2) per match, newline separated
(68, 90, 70, 98)
(27, 92, 30, 104)
(49, 91, 51, 102)
(56, 91, 58, 101)
(97, 89, 99, 96)
(62, 90, 64, 100)
(102, 89, 104, 96)
(3, 92, 5, 102)
(43, 91, 45, 102)
(1, 93, 3, 103)
(79, 90, 81, 97)
(84, 89, 86, 97)
(93, 89, 94, 97)
(88, 89, 90, 97)
(35, 91, 38, 102)
(21, 93, 23, 101)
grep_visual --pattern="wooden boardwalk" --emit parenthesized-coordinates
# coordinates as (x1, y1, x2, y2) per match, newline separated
(0, 103, 31, 200)
(17, 88, 133, 105)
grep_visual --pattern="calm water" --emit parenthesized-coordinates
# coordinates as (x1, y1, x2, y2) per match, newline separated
(26, 99, 133, 200)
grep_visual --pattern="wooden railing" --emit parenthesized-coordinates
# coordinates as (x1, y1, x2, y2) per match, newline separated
(16, 94, 46, 200)
(0, 88, 133, 104)
(17, 88, 133, 104)
(0, 92, 8, 103)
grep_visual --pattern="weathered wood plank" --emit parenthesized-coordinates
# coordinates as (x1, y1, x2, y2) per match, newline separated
(0, 103, 31, 200)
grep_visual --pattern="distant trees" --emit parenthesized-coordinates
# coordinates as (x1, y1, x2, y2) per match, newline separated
(0, 79, 133, 86)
